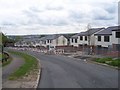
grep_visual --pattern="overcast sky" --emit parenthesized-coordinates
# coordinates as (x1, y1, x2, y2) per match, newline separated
(0, 0, 119, 35)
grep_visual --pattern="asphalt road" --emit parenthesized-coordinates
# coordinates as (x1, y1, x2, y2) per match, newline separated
(23, 50, 118, 88)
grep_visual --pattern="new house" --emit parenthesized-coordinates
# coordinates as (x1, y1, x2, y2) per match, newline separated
(40, 34, 68, 50)
(94, 26, 120, 48)
(70, 28, 104, 47)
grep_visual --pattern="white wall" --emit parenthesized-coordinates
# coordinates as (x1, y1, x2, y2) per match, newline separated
(78, 36, 88, 45)
(95, 31, 120, 47)
(70, 38, 79, 47)
(70, 35, 98, 47)
(52, 35, 68, 47)
(70, 36, 89, 47)
(95, 35, 112, 47)
(45, 40, 52, 47)
(90, 34, 95, 45)
(111, 31, 120, 44)
(90, 29, 105, 46)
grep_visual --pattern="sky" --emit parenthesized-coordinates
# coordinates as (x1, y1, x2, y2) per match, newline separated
(0, 0, 119, 35)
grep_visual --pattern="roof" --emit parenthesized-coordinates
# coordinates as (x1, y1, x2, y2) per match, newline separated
(95, 26, 120, 36)
(71, 27, 104, 38)
(77, 32, 88, 36)
(87, 28, 105, 35)
(62, 33, 77, 39)
(40, 36, 46, 41)
(112, 26, 120, 31)
(71, 33, 85, 38)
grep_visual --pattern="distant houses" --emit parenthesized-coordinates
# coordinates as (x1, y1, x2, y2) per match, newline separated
(39, 34, 68, 49)
(14, 25, 120, 55)
(15, 34, 72, 50)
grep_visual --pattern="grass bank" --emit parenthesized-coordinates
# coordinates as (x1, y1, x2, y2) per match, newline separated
(8, 50, 38, 80)
(95, 57, 120, 68)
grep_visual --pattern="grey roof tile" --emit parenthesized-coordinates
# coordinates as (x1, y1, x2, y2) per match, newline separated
(95, 26, 120, 35)
(71, 28, 104, 38)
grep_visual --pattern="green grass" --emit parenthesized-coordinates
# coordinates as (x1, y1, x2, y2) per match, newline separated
(95, 57, 112, 63)
(107, 59, 120, 67)
(8, 50, 38, 80)
(95, 57, 120, 67)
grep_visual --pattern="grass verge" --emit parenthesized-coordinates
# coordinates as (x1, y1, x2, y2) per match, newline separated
(8, 50, 38, 80)
(95, 57, 120, 68)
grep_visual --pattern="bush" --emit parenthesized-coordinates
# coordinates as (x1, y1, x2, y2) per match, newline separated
(95, 57, 120, 67)
(95, 58, 105, 63)
(95, 57, 112, 63)
(108, 59, 120, 67)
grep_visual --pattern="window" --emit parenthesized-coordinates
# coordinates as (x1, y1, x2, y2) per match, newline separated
(98, 36, 101, 41)
(68, 39, 70, 41)
(104, 36, 109, 42)
(71, 38, 73, 43)
(116, 31, 120, 38)
(80, 36, 83, 40)
(75, 39, 77, 43)
(85, 36, 87, 41)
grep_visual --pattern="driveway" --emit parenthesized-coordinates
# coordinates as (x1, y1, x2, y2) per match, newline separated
(21, 50, 118, 88)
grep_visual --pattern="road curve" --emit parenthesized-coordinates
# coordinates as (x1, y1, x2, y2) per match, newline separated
(23, 50, 118, 88)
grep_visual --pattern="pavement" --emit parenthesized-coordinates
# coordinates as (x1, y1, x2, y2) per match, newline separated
(2, 54, 25, 88)
(2, 51, 41, 88)
(2, 54, 25, 83)
(24, 50, 118, 88)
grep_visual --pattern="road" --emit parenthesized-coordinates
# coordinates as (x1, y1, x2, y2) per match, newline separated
(23, 50, 118, 88)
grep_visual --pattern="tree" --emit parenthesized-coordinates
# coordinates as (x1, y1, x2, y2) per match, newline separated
(14, 36, 22, 42)
(1, 33, 15, 47)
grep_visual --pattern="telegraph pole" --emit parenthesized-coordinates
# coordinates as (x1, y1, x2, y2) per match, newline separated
(87, 23, 91, 55)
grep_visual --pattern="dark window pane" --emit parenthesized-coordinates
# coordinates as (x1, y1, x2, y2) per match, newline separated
(116, 31, 120, 38)
(85, 36, 87, 41)
(80, 36, 83, 40)
(75, 39, 77, 43)
(72, 39, 73, 43)
(104, 36, 109, 42)
(98, 36, 101, 41)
